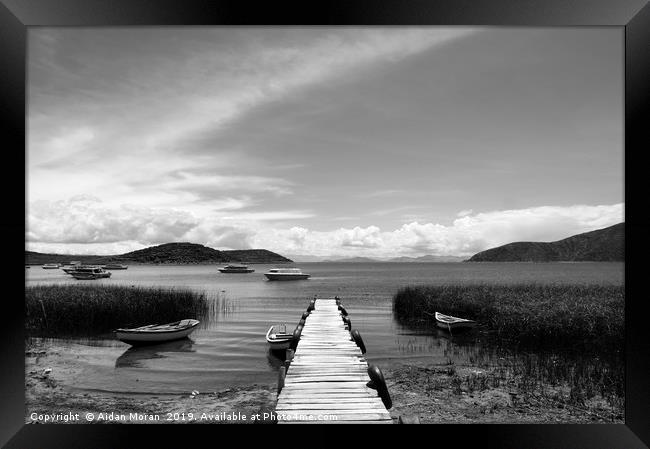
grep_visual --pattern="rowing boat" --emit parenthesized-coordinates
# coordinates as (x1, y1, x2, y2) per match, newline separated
(115, 319, 200, 345)
(434, 312, 477, 331)
(266, 324, 294, 351)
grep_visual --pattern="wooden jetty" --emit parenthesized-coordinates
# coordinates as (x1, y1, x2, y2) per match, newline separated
(275, 297, 393, 424)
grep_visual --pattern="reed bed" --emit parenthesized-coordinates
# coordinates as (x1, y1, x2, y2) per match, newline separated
(393, 284, 624, 351)
(26, 285, 209, 337)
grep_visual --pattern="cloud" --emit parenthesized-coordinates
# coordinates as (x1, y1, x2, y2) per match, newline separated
(27, 196, 199, 245)
(27, 201, 624, 257)
(340, 226, 382, 248)
(250, 203, 624, 257)
(159, 171, 295, 198)
(183, 223, 255, 250)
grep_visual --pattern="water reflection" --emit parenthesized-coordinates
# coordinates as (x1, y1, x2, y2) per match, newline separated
(115, 339, 196, 368)
(265, 348, 286, 371)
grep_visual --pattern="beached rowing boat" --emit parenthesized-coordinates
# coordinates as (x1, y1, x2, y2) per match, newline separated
(115, 319, 200, 345)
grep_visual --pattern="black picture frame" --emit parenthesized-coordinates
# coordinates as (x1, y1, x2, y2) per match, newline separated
(2, 0, 649, 447)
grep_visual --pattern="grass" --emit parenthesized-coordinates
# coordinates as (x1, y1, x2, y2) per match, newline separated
(393, 283, 624, 351)
(393, 283, 625, 417)
(26, 285, 209, 337)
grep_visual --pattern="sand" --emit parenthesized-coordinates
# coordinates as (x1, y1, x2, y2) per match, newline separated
(25, 342, 622, 425)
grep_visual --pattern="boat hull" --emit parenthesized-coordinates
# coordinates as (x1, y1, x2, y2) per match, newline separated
(264, 274, 310, 281)
(219, 268, 254, 273)
(435, 321, 477, 330)
(267, 340, 292, 351)
(71, 272, 112, 280)
(103, 265, 128, 270)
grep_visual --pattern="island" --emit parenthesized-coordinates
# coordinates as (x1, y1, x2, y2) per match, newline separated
(25, 242, 293, 265)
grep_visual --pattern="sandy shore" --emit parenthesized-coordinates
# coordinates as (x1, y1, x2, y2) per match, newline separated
(26, 343, 622, 424)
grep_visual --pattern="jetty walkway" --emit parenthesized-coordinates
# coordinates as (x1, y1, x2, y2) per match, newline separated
(275, 297, 393, 424)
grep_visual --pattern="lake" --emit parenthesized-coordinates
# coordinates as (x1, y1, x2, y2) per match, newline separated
(25, 262, 624, 395)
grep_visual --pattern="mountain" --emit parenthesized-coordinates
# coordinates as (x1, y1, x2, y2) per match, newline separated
(467, 223, 624, 262)
(25, 242, 292, 265)
(322, 257, 381, 263)
(283, 254, 330, 263)
(387, 255, 465, 263)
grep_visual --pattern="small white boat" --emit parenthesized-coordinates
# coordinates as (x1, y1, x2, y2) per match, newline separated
(264, 267, 310, 281)
(42, 263, 60, 269)
(435, 312, 477, 331)
(115, 319, 200, 346)
(102, 263, 129, 270)
(218, 264, 254, 273)
(266, 324, 294, 350)
(70, 267, 112, 280)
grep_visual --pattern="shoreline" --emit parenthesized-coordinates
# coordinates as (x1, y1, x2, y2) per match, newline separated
(26, 341, 622, 424)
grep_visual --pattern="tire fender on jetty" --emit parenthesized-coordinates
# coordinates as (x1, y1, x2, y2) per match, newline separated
(351, 329, 366, 354)
(367, 365, 392, 409)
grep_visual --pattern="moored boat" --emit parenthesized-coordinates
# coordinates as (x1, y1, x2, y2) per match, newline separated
(103, 263, 129, 270)
(42, 263, 60, 269)
(115, 319, 200, 346)
(264, 267, 310, 281)
(218, 263, 254, 273)
(434, 312, 477, 331)
(266, 324, 294, 351)
(70, 267, 112, 280)
(62, 264, 99, 274)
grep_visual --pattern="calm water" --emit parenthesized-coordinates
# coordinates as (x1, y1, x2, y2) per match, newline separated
(26, 262, 624, 395)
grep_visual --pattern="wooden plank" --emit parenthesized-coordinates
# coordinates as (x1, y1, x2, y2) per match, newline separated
(278, 397, 384, 404)
(279, 382, 371, 389)
(288, 366, 368, 372)
(276, 412, 392, 421)
(278, 401, 386, 408)
(279, 388, 375, 394)
(285, 377, 370, 383)
(278, 420, 392, 424)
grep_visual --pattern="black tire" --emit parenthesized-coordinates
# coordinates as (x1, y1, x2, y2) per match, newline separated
(351, 329, 366, 354)
(367, 365, 392, 409)
(343, 316, 351, 330)
(294, 324, 303, 337)
(301, 311, 310, 320)
(338, 305, 348, 316)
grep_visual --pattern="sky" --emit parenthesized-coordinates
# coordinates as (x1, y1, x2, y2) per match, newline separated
(27, 27, 624, 258)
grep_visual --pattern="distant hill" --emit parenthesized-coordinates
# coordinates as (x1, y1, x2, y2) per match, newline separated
(387, 255, 465, 263)
(25, 242, 292, 265)
(323, 257, 381, 263)
(467, 223, 624, 262)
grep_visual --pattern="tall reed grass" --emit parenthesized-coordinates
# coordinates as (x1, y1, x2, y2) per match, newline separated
(393, 284, 624, 351)
(26, 285, 209, 337)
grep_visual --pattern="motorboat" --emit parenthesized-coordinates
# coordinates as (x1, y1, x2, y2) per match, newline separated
(62, 264, 90, 273)
(115, 319, 200, 346)
(70, 266, 112, 280)
(264, 267, 310, 281)
(266, 324, 294, 351)
(42, 263, 60, 269)
(218, 263, 254, 273)
(102, 264, 129, 270)
(434, 312, 477, 331)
